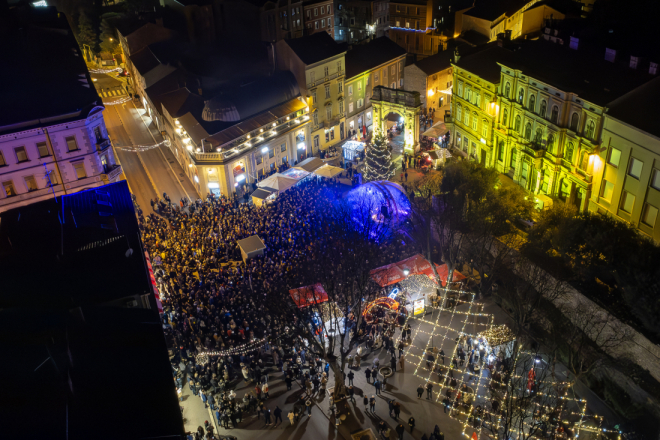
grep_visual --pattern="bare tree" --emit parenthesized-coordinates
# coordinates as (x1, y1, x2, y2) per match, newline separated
(267, 198, 397, 399)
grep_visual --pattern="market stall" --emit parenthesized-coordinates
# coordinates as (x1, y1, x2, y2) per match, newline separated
(342, 140, 365, 161)
(428, 148, 452, 167)
(479, 324, 516, 361)
(294, 157, 325, 173)
(289, 284, 345, 341)
(313, 164, 344, 178)
(257, 173, 298, 192)
(236, 235, 267, 262)
(281, 167, 311, 180)
(251, 188, 274, 208)
(369, 254, 467, 288)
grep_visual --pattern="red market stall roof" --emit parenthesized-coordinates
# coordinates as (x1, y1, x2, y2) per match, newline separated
(370, 254, 466, 287)
(289, 283, 329, 308)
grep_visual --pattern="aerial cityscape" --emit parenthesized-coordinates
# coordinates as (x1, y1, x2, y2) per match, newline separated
(1, 0, 659, 439)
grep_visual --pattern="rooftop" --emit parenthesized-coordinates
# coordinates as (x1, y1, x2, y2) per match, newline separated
(0, 181, 152, 309)
(412, 41, 476, 76)
(463, 0, 529, 21)
(283, 32, 346, 65)
(345, 37, 407, 80)
(607, 76, 660, 139)
(0, 6, 101, 131)
(118, 21, 179, 55)
(454, 42, 508, 83)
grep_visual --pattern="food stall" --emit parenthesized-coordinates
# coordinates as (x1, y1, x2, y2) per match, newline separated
(289, 284, 345, 340)
(342, 140, 365, 161)
(251, 188, 275, 208)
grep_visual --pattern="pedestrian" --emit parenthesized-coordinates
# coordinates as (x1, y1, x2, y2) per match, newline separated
(408, 416, 415, 433)
(285, 375, 292, 390)
(370, 395, 376, 412)
(426, 382, 433, 400)
(288, 410, 295, 425)
(262, 382, 269, 399)
(306, 399, 312, 416)
(390, 356, 397, 372)
(374, 379, 382, 395)
(264, 407, 272, 425)
(394, 402, 401, 419)
(348, 385, 356, 403)
(388, 399, 395, 417)
(399, 354, 405, 370)
(348, 370, 355, 386)
(405, 171, 408, 181)
(274, 406, 282, 424)
(417, 384, 424, 399)
(439, 349, 445, 365)
(365, 367, 372, 383)
(396, 423, 405, 440)
(363, 395, 369, 411)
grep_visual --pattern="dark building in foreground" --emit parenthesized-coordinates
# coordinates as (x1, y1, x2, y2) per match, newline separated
(0, 181, 184, 440)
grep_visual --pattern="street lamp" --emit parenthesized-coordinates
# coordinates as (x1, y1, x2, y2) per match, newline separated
(403, 269, 410, 277)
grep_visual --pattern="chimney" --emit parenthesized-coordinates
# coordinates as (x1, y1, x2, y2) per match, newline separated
(569, 36, 579, 50)
(604, 48, 616, 63)
(505, 29, 512, 40)
(453, 46, 460, 63)
(196, 78, 203, 96)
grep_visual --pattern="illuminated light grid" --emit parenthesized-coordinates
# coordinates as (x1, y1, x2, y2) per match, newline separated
(366, 286, 499, 437)
(116, 139, 171, 152)
(88, 67, 123, 74)
(103, 96, 133, 106)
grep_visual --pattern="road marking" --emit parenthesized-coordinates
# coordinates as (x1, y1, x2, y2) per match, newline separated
(130, 100, 193, 203)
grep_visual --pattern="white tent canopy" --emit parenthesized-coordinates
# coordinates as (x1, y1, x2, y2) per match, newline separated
(257, 173, 298, 192)
(313, 164, 344, 178)
(294, 157, 325, 172)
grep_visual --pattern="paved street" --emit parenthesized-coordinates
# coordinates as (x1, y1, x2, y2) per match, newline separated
(93, 71, 198, 212)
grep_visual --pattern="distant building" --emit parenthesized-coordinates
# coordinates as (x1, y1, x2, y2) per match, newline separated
(261, 0, 306, 42)
(373, 0, 389, 38)
(344, 37, 406, 135)
(388, 0, 448, 58)
(334, 0, 374, 43)
(277, 32, 347, 152)
(459, 0, 566, 43)
(404, 41, 460, 110)
(303, 0, 335, 37)
(0, 7, 120, 213)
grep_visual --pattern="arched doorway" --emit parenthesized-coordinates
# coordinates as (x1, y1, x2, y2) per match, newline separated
(371, 86, 422, 153)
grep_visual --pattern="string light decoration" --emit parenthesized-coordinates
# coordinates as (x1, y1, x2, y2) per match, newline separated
(363, 130, 396, 182)
(88, 67, 123, 74)
(115, 139, 171, 152)
(364, 285, 608, 440)
(195, 336, 270, 365)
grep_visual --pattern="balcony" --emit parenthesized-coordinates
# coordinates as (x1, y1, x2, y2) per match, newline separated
(65, 175, 103, 191)
(96, 138, 111, 152)
(101, 164, 122, 182)
(0, 185, 64, 207)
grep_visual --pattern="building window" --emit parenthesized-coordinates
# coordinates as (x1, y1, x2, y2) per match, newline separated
(521, 162, 529, 181)
(620, 191, 635, 213)
(15, 146, 28, 162)
(466, 88, 472, 102)
(390, 65, 395, 75)
(375, 73, 379, 82)
(570, 113, 579, 131)
(628, 157, 643, 179)
(315, 21, 319, 29)
(565, 142, 575, 164)
(338, 82, 343, 93)
(339, 101, 344, 114)
(349, 102, 354, 112)
(256, 155, 263, 165)
(498, 141, 504, 162)
(471, 112, 477, 130)
(524, 123, 532, 140)
(586, 120, 596, 139)
(457, 106, 462, 121)
(551, 106, 559, 124)
(600, 179, 614, 201)
(464, 111, 469, 126)
(24, 175, 38, 192)
(358, 99, 364, 108)
(337, 60, 342, 72)
(608, 147, 621, 167)
(528, 95, 535, 112)
(321, 19, 325, 27)
(66, 136, 79, 152)
(535, 128, 543, 143)
(326, 106, 332, 120)
(320, 6, 324, 13)
(642, 204, 658, 227)
(540, 100, 547, 118)
(281, 144, 287, 152)
(314, 135, 320, 149)
(325, 85, 330, 99)
(514, 115, 521, 132)
(348, 85, 353, 96)
(358, 82, 362, 91)
(510, 148, 517, 168)
(396, 20, 400, 27)
(502, 109, 508, 126)
(579, 152, 589, 171)
(330, 128, 335, 140)
(270, 163, 276, 171)
(3, 180, 16, 197)
(504, 82, 510, 98)
(269, 149, 275, 159)
(37, 142, 49, 157)
(73, 162, 87, 180)
(312, 90, 317, 104)
(651, 169, 660, 190)
(314, 7, 318, 16)
(482, 121, 488, 138)
(94, 126, 103, 142)
(518, 88, 524, 104)
(651, 63, 658, 75)
(313, 110, 318, 126)
(457, 82, 463, 97)
(0, 151, 5, 166)
(630, 56, 638, 69)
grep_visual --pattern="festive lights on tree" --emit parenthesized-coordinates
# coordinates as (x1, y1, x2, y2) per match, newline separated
(363, 130, 396, 182)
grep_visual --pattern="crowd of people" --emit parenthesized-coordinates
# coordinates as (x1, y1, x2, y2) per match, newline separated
(139, 175, 410, 439)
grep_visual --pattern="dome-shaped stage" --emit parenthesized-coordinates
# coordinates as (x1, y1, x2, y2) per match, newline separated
(346, 180, 411, 224)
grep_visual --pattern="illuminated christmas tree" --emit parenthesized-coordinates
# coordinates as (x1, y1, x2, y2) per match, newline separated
(364, 130, 396, 182)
